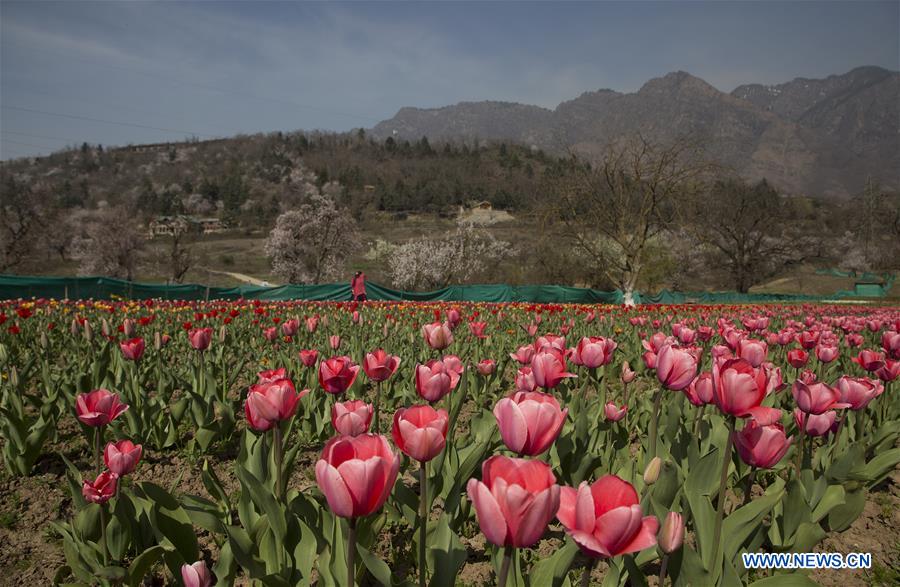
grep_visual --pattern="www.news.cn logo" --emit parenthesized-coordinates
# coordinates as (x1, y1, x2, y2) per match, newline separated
(742, 552, 872, 570)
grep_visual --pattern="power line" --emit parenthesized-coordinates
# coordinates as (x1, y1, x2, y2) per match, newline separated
(1, 130, 84, 144)
(0, 138, 56, 150)
(2, 105, 222, 138)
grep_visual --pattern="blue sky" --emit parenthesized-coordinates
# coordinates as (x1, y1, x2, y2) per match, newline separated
(2, 1, 898, 159)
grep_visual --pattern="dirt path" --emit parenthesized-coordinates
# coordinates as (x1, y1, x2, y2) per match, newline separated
(198, 267, 276, 287)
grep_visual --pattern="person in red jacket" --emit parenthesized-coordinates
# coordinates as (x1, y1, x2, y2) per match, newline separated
(351, 271, 367, 302)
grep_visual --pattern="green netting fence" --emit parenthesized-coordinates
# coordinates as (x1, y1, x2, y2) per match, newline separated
(0, 275, 891, 304)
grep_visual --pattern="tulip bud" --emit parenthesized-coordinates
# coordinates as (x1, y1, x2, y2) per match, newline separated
(154, 331, 162, 351)
(659, 512, 685, 554)
(0, 343, 7, 364)
(40, 331, 49, 349)
(643, 457, 661, 485)
(123, 318, 136, 338)
(83, 320, 93, 342)
(101, 318, 110, 337)
(218, 324, 227, 344)
(10, 366, 19, 388)
(70, 318, 80, 336)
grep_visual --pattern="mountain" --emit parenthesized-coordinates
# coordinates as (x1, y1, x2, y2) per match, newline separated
(372, 67, 900, 197)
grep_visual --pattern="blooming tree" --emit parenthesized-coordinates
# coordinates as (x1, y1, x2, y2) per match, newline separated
(265, 195, 361, 283)
(70, 207, 145, 280)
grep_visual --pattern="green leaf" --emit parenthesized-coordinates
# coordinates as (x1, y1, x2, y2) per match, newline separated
(138, 482, 199, 565)
(237, 465, 287, 543)
(427, 515, 468, 587)
(827, 488, 866, 532)
(127, 545, 168, 587)
(810, 484, 845, 523)
(855, 448, 900, 486)
(357, 542, 393, 586)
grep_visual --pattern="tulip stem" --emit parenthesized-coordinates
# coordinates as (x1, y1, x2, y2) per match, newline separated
(99, 504, 108, 565)
(794, 421, 806, 478)
(94, 426, 103, 477)
(273, 425, 284, 502)
(692, 405, 706, 438)
(419, 462, 428, 587)
(648, 389, 663, 459)
(658, 553, 670, 586)
(580, 558, 596, 587)
(374, 381, 381, 435)
(347, 517, 357, 587)
(742, 468, 755, 508)
(711, 416, 735, 573)
(498, 545, 514, 587)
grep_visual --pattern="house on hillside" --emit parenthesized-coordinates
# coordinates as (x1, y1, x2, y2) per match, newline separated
(148, 215, 227, 237)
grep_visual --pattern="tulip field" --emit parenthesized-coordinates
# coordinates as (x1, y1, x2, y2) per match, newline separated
(0, 299, 899, 586)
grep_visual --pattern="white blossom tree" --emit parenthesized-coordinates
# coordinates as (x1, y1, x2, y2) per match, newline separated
(388, 222, 513, 290)
(265, 195, 361, 283)
(70, 207, 145, 280)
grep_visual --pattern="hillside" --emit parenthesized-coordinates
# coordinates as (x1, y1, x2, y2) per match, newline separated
(372, 67, 900, 198)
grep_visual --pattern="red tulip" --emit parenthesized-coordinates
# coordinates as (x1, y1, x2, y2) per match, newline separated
(245, 378, 308, 431)
(318, 356, 361, 394)
(468, 321, 487, 339)
(82, 470, 118, 504)
(852, 350, 885, 372)
(791, 380, 847, 415)
(655, 345, 698, 391)
(571, 336, 617, 368)
(263, 327, 279, 342)
(876, 359, 899, 382)
(476, 359, 496, 377)
(467, 456, 560, 548)
(299, 349, 319, 367)
(181, 561, 213, 587)
(188, 327, 212, 351)
(257, 367, 287, 384)
(796, 330, 820, 350)
(557, 475, 658, 558)
(315, 434, 400, 518)
(76, 389, 129, 427)
(446, 308, 462, 329)
(787, 348, 809, 369)
(104, 439, 143, 476)
(530, 351, 576, 389)
(658, 512, 685, 554)
(363, 349, 401, 382)
(736, 339, 767, 367)
(711, 358, 767, 417)
(119, 337, 145, 361)
(604, 402, 627, 422)
(793, 408, 837, 437)
(421, 322, 453, 350)
(836, 376, 883, 410)
(392, 405, 449, 462)
(332, 400, 373, 437)
(494, 391, 568, 456)
(734, 418, 792, 469)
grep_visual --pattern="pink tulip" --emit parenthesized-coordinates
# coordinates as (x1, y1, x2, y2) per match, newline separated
(318, 356, 361, 394)
(467, 456, 560, 548)
(76, 389, 129, 427)
(119, 337, 145, 361)
(414, 359, 459, 403)
(620, 361, 636, 385)
(328, 335, 341, 350)
(257, 367, 287, 384)
(814, 344, 839, 363)
(655, 345, 698, 391)
(658, 512, 685, 554)
(711, 358, 767, 417)
(188, 327, 212, 351)
(332, 400, 374, 436)
(683, 371, 714, 406)
(446, 308, 462, 329)
(734, 419, 792, 469)
(510, 344, 535, 365)
(363, 349, 401, 382)
(476, 359, 496, 376)
(306, 316, 319, 333)
(852, 350, 885, 372)
(421, 322, 453, 350)
(791, 381, 847, 415)
(181, 561, 213, 587)
(793, 408, 837, 437)
(876, 359, 900, 382)
(604, 402, 627, 422)
(571, 336, 617, 369)
(557, 475, 658, 558)
(530, 351, 576, 389)
(392, 404, 449, 462)
(122, 318, 136, 338)
(245, 378, 308, 431)
(299, 349, 319, 367)
(104, 439, 143, 476)
(796, 330, 820, 350)
(494, 391, 568, 456)
(263, 327, 279, 342)
(515, 367, 537, 392)
(836, 376, 883, 411)
(281, 318, 300, 337)
(82, 470, 118, 504)
(882, 330, 900, 359)
(534, 334, 566, 354)
(315, 434, 400, 518)
(736, 339, 767, 367)
(468, 321, 487, 339)
(787, 348, 809, 368)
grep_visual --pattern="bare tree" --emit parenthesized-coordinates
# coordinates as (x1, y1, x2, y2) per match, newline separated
(0, 176, 45, 271)
(70, 207, 145, 280)
(555, 136, 709, 304)
(265, 195, 361, 283)
(690, 178, 811, 292)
